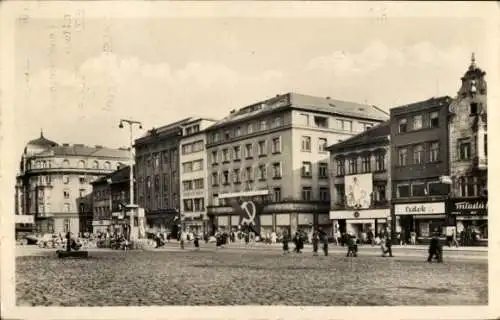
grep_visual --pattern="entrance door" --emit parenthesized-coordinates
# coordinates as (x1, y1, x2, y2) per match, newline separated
(338, 219, 347, 234)
(399, 215, 414, 240)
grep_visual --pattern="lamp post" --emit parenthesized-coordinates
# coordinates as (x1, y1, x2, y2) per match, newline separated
(118, 119, 143, 241)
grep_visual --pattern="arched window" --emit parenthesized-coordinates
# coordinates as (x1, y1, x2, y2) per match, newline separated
(78, 160, 86, 169)
(92, 160, 99, 169)
(104, 161, 111, 170)
(35, 161, 41, 169)
(457, 177, 466, 197)
(62, 159, 70, 168)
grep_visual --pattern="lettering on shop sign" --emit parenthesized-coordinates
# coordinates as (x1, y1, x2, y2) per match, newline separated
(405, 205, 430, 213)
(454, 201, 487, 211)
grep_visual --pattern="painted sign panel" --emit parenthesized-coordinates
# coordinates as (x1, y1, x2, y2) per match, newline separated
(449, 199, 487, 215)
(394, 202, 445, 215)
(344, 173, 373, 209)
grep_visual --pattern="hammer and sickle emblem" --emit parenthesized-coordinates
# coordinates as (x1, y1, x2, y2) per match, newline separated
(240, 201, 256, 225)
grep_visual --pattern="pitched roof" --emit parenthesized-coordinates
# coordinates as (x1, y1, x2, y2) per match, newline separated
(92, 165, 131, 185)
(34, 145, 130, 159)
(26, 131, 59, 148)
(326, 121, 390, 152)
(390, 96, 452, 114)
(208, 92, 388, 129)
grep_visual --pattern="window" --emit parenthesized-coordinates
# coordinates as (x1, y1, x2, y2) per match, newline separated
(373, 184, 386, 202)
(272, 137, 281, 153)
(272, 117, 282, 128)
(413, 144, 424, 165)
(247, 123, 253, 134)
(194, 198, 205, 211)
(301, 162, 312, 177)
(233, 169, 241, 183)
(258, 165, 267, 180)
(272, 162, 282, 179)
(183, 199, 193, 212)
(398, 148, 408, 166)
(301, 136, 311, 152)
(427, 181, 442, 196)
(273, 187, 281, 202)
(222, 171, 229, 185)
(211, 151, 218, 164)
(78, 160, 86, 169)
(470, 103, 478, 115)
(412, 183, 427, 197)
(182, 162, 193, 173)
(62, 159, 70, 168)
(245, 144, 253, 158)
(398, 118, 407, 133)
(318, 163, 328, 179)
(104, 161, 111, 170)
(232, 146, 241, 160)
(194, 178, 204, 189)
(259, 120, 267, 131)
(63, 204, 70, 213)
(458, 139, 471, 160)
(429, 111, 439, 128)
(235, 127, 242, 137)
(348, 158, 357, 175)
(183, 180, 193, 191)
(314, 116, 328, 128)
(335, 184, 345, 205)
(337, 119, 352, 131)
(224, 131, 230, 141)
(319, 187, 329, 201)
(412, 115, 423, 130)
(79, 176, 85, 184)
(429, 142, 439, 162)
(301, 187, 312, 201)
(300, 113, 310, 126)
(318, 138, 327, 152)
(192, 159, 203, 171)
(397, 184, 410, 198)
(211, 172, 219, 186)
(375, 153, 385, 171)
(336, 159, 345, 176)
(63, 175, 69, 184)
(258, 140, 267, 156)
(362, 123, 373, 131)
(186, 127, 193, 135)
(245, 167, 253, 182)
(361, 155, 370, 173)
(222, 149, 229, 162)
(182, 144, 192, 155)
(92, 161, 99, 169)
(63, 190, 70, 199)
(466, 176, 476, 197)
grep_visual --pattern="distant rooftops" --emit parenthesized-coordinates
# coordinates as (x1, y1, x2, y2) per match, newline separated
(327, 121, 390, 152)
(208, 92, 388, 130)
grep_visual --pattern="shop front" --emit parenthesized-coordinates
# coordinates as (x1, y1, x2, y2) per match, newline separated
(448, 198, 488, 245)
(394, 202, 447, 243)
(329, 209, 390, 238)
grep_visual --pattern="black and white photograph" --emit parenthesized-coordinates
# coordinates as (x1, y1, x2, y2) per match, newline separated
(1, 1, 497, 319)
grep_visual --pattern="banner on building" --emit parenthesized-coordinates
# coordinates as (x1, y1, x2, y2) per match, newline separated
(228, 196, 264, 235)
(344, 173, 373, 209)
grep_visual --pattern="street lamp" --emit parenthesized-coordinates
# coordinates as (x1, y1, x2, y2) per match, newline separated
(118, 119, 143, 241)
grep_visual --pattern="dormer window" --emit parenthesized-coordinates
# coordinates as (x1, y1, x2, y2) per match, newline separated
(470, 103, 478, 115)
(398, 118, 407, 133)
(224, 131, 230, 140)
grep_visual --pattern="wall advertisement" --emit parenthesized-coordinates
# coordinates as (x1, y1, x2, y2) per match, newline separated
(344, 173, 373, 210)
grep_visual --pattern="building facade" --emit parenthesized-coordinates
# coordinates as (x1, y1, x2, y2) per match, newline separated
(134, 118, 192, 233)
(390, 96, 453, 243)
(179, 118, 217, 234)
(90, 165, 132, 234)
(328, 121, 391, 238)
(15, 132, 129, 236)
(447, 55, 488, 244)
(205, 92, 388, 237)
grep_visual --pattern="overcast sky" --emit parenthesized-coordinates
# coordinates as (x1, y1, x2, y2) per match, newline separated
(13, 10, 489, 154)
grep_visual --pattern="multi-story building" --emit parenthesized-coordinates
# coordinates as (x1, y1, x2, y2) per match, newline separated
(90, 165, 132, 234)
(327, 121, 391, 237)
(134, 118, 192, 233)
(179, 118, 218, 234)
(447, 54, 488, 244)
(15, 132, 129, 236)
(205, 92, 388, 237)
(390, 96, 453, 243)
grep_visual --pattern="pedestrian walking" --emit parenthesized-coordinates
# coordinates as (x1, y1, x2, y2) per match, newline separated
(322, 233, 329, 256)
(312, 231, 319, 256)
(427, 231, 443, 263)
(193, 234, 200, 250)
(381, 230, 394, 257)
(346, 234, 357, 257)
(282, 231, 290, 254)
(451, 228, 459, 248)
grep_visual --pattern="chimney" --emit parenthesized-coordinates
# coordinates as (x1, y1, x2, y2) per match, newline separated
(230, 109, 236, 114)
(326, 96, 331, 100)
(95, 145, 103, 148)
(62, 143, 69, 147)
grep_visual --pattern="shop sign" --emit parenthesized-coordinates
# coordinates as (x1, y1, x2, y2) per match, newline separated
(264, 202, 329, 213)
(329, 209, 389, 220)
(450, 199, 487, 214)
(394, 202, 445, 215)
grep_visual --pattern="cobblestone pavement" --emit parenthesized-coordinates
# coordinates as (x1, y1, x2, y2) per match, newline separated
(16, 249, 487, 306)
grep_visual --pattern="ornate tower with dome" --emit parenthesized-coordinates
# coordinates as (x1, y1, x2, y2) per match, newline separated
(447, 53, 488, 245)
(15, 131, 130, 238)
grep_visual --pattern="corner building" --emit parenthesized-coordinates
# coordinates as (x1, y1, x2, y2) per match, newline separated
(390, 96, 453, 244)
(447, 55, 488, 244)
(327, 121, 391, 237)
(15, 132, 129, 236)
(205, 93, 388, 236)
